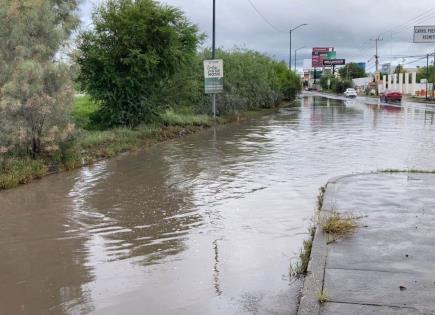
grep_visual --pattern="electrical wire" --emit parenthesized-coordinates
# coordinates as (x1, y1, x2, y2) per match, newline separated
(378, 7, 435, 38)
(246, 0, 284, 33)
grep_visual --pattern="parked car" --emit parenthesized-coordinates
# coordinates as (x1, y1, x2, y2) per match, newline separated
(344, 88, 357, 98)
(380, 90, 402, 103)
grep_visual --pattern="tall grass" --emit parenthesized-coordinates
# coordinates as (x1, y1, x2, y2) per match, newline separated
(71, 95, 100, 128)
(0, 158, 48, 189)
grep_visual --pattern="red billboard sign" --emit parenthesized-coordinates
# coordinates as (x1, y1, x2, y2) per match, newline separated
(312, 47, 334, 68)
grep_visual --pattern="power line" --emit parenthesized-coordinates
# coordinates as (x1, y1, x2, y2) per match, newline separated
(378, 7, 435, 38)
(246, 0, 284, 33)
(403, 56, 428, 66)
(390, 11, 435, 37)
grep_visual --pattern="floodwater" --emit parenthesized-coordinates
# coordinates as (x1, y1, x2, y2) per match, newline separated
(1, 95, 435, 315)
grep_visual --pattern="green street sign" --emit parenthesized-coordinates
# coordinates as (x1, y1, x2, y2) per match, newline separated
(326, 51, 336, 60)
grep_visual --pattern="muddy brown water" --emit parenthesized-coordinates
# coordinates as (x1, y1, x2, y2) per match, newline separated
(1, 95, 435, 315)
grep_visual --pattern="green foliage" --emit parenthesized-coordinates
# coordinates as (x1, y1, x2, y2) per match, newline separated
(338, 63, 366, 80)
(195, 48, 301, 115)
(394, 64, 404, 74)
(0, 158, 48, 189)
(417, 65, 434, 83)
(320, 75, 352, 94)
(0, 0, 79, 155)
(334, 80, 353, 93)
(159, 109, 212, 127)
(76, 0, 202, 128)
(320, 75, 336, 91)
(71, 95, 100, 128)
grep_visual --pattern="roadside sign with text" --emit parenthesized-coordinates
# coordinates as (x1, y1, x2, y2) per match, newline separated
(326, 51, 336, 60)
(204, 59, 224, 94)
(414, 26, 435, 43)
(323, 59, 345, 66)
(312, 47, 334, 67)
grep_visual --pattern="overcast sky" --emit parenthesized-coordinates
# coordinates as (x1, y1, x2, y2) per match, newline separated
(79, 0, 435, 71)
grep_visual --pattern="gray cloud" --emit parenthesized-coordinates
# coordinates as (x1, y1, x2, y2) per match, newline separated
(79, 0, 435, 70)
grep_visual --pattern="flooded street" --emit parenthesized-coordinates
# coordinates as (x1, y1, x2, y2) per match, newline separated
(1, 95, 435, 315)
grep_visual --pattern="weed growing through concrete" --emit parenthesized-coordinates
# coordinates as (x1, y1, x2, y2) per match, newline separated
(317, 185, 326, 211)
(380, 168, 435, 174)
(320, 210, 359, 243)
(290, 228, 314, 277)
(316, 289, 329, 304)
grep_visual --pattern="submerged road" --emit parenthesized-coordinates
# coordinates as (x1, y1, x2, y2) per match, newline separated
(1, 95, 435, 314)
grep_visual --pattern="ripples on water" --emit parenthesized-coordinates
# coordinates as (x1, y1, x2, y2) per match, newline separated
(1, 96, 435, 314)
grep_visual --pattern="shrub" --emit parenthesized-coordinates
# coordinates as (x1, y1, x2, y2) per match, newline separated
(194, 48, 301, 115)
(76, 0, 203, 128)
(0, 0, 79, 156)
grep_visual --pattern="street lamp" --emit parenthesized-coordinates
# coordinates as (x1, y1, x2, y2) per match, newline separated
(289, 24, 307, 70)
(294, 46, 305, 72)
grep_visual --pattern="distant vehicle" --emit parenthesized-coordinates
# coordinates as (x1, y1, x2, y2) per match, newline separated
(380, 90, 402, 103)
(344, 88, 357, 98)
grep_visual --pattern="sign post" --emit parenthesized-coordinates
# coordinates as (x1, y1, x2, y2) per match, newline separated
(204, 60, 224, 117)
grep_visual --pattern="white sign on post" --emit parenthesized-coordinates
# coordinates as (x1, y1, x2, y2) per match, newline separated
(204, 59, 224, 94)
(414, 25, 435, 43)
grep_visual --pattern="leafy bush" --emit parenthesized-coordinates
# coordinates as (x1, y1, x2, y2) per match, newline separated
(76, 0, 203, 128)
(193, 48, 301, 115)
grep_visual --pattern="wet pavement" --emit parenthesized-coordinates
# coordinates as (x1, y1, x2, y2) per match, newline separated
(302, 173, 435, 315)
(2, 95, 435, 314)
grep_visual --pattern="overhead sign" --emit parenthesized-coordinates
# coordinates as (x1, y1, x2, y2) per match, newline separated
(326, 51, 336, 60)
(204, 59, 224, 94)
(414, 25, 435, 43)
(312, 47, 334, 67)
(323, 59, 345, 66)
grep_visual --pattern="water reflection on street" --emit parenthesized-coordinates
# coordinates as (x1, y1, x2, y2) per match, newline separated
(1, 95, 435, 314)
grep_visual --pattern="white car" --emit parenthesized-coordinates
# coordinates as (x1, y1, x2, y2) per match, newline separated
(344, 88, 357, 98)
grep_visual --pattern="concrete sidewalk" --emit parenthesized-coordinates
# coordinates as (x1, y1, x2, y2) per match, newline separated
(298, 172, 435, 315)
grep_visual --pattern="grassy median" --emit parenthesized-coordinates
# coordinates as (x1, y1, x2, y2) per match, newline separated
(0, 95, 281, 190)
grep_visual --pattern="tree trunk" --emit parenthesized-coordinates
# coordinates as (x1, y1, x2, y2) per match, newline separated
(31, 137, 41, 157)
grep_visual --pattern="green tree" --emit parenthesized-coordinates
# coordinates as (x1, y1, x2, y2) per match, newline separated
(417, 65, 434, 83)
(320, 75, 336, 91)
(76, 0, 202, 128)
(338, 63, 366, 80)
(394, 64, 404, 74)
(0, 0, 79, 156)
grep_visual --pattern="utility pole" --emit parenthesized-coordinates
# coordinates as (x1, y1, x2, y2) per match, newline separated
(289, 24, 307, 70)
(433, 50, 435, 100)
(370, 36, 383, 72)
(212, 0, 216, 118)
(426, 53, 429, 100)
(370, 36, 383, 95)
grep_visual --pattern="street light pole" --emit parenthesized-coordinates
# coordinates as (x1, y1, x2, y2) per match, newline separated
(289, 24, 307, 71)
(212, 0, 216, 59)
(294, 46, 305, 72)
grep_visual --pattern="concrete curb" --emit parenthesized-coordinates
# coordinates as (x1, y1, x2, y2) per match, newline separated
(297, 182, 337, 315)
(297, 170, 433, 315)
